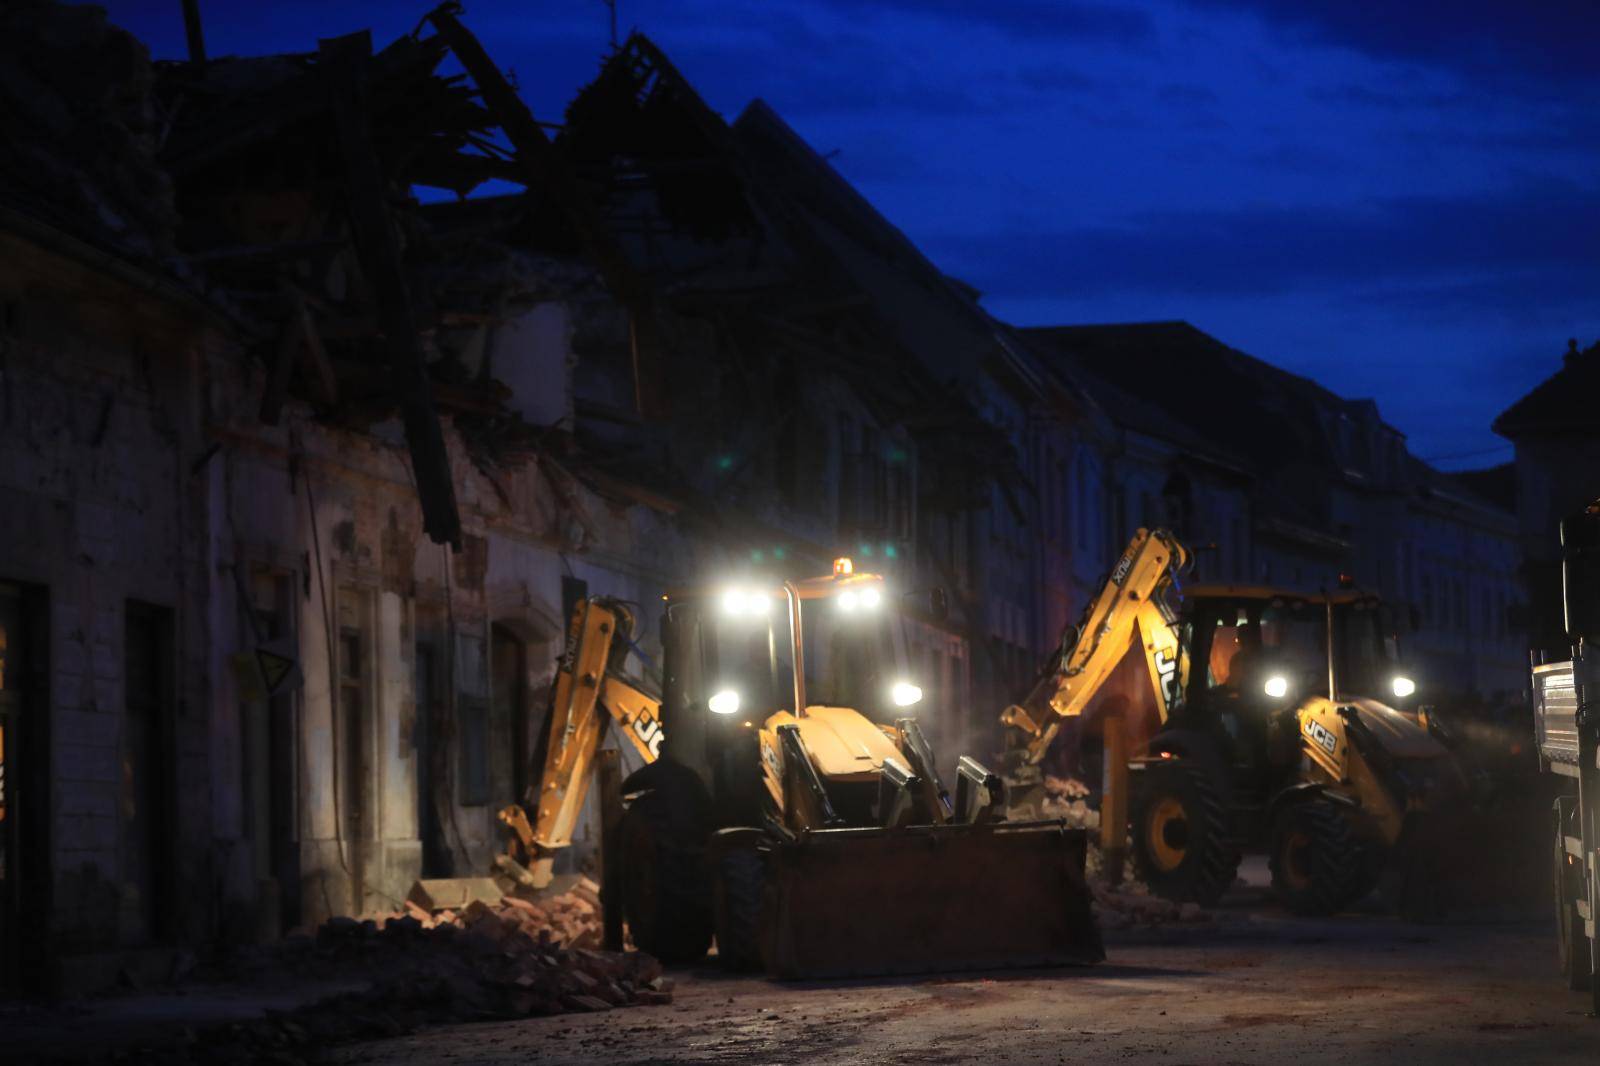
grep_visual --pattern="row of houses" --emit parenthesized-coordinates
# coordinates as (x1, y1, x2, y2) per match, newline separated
(0, 4, 1529, 988)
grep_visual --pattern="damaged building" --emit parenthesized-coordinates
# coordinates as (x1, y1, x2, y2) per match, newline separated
(1029, 323, 1526, 699)
(0, 2, 1088, 987)
(0, 0, 1528, 993)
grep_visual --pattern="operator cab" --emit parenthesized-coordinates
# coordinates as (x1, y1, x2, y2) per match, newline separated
(1179, 586, 1417, 787)
(657, 559, 929, 823)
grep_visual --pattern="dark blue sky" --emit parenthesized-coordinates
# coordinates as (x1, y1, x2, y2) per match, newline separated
(107, 0, 1598, 469)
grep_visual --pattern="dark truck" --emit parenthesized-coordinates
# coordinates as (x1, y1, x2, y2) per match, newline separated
(1534, 505, 1600, 1008)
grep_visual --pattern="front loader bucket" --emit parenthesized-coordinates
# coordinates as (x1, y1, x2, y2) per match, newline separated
(761, 820, 1103, 978)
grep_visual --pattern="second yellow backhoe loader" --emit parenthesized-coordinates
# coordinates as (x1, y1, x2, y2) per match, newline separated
(500, 559, 1102, 976)
(1004, 528, 1465, 915)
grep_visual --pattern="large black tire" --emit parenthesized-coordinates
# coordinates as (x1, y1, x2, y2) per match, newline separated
(619, 795, 713, 963)
(1130, 760, 1239, 907)
(713, 846, 766, 971)
(1269, 800, 1367, 916)
(1554, 806, 1591, 991)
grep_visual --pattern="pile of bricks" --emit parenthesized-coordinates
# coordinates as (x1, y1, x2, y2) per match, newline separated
(311, 909, 670, 1017)
(1040, 774, 1100, 831)
(394, 877, 606, 952)
(336, 877, 667, 1016)
(1033, 775, 1215, 929)
(105, 883, 671, 1063)
(1091, 883, 1209, 930)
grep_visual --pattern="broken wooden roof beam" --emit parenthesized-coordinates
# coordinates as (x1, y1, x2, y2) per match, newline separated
(424, 2, 667, 417)
(319, 29, 462, 549)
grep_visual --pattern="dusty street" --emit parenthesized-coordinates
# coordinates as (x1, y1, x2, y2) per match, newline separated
(331, 879, 1595, 1066)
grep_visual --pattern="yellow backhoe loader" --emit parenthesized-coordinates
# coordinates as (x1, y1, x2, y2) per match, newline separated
(500, 559, 1102, 976)
(1003, 528, 1464, 915)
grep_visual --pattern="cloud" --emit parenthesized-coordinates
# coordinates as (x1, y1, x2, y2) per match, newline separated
(1157, 82, 1219, 107)
(811, 0, 1155, 45)
(925, 181, 1600, 303)
(1181, 0, 1600, 94)
(1363, 270, 1600, 325)
(1242, 142, 1349, 176)
(1016, 64, 1104, 95)
(1308, 83, 1474, 112)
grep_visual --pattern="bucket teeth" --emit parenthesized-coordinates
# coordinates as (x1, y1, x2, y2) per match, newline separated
(876, 757, 921, 828)
(955, 757, 1007, 824)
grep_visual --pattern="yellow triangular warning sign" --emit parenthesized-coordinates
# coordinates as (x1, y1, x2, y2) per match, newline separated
(256, 647, 297, 696)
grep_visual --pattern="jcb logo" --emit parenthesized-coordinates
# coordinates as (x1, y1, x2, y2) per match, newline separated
(1154, 648, 1179, 700)
(1304, 719, 1337, 755)
(632, 717, 663, 759)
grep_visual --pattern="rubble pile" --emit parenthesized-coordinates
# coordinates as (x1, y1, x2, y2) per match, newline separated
(116, 883, 668, 1064)
(1040, 774, 1099, 831)
(393, 877, 605, 950)
(310, 906, 669, 1017)
(1035, 775, 1215, 930)
(285, 877, 664, 1019)
(1091, 882, 1209, 931)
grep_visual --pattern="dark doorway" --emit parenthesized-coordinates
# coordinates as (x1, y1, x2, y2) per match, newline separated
(336, 593, 371, 915)
(243, 570, 300, 935)
(124, 600, 178, 944)
(0, 582, 48, 988)
(493, 625, 530, 805)
(414, 637, 449, 877)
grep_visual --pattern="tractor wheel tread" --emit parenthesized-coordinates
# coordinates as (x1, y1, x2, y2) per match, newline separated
(1131, 761, 1239, 908)
(713, 847, 765, 971)
(619, 796, 713, 964)
(1269, 800, 1369, 916)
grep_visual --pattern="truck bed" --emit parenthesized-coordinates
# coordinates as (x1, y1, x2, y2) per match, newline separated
(1534, 660, 1579, 773)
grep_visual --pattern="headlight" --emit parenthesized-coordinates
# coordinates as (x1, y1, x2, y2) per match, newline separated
(891, 681, 923, 707)
(1392, 676, 1416, 699)
(837, 586, 884, 613)
(708, 689, 741, 715)
(720, 589, 771, 617)
(1263, 675, 1289, 699)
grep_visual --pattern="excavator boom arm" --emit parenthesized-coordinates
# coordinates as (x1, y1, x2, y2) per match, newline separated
(499, 598, 663, 881)
(1001, 528, 1189, 764)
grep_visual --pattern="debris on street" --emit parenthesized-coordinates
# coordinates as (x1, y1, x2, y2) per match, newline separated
(394, 875, 606, 950)
(1039, 774, 1098, 830)
(267, 878, 662, 1022)
(23, 881, 668, 1064)
(1092, 882, 1211, 931)
(1035, 775, 1213, 930)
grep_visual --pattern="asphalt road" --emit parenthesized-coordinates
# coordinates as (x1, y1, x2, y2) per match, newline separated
(331, 879, 1597, 1066)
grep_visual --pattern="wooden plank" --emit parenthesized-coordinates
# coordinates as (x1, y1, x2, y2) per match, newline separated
(319, 31, 461, 548)
(597, 748, 625, 952)
(291, 288, 340, 406)
(425, 9, 666, 418)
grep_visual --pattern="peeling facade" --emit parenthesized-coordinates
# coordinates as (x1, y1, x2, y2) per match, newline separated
(0, 6, 1085, 988)
(0, 1, 1533, 995)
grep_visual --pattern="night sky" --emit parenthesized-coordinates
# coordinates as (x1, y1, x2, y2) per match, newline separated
(107, 1, 1598, 469)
